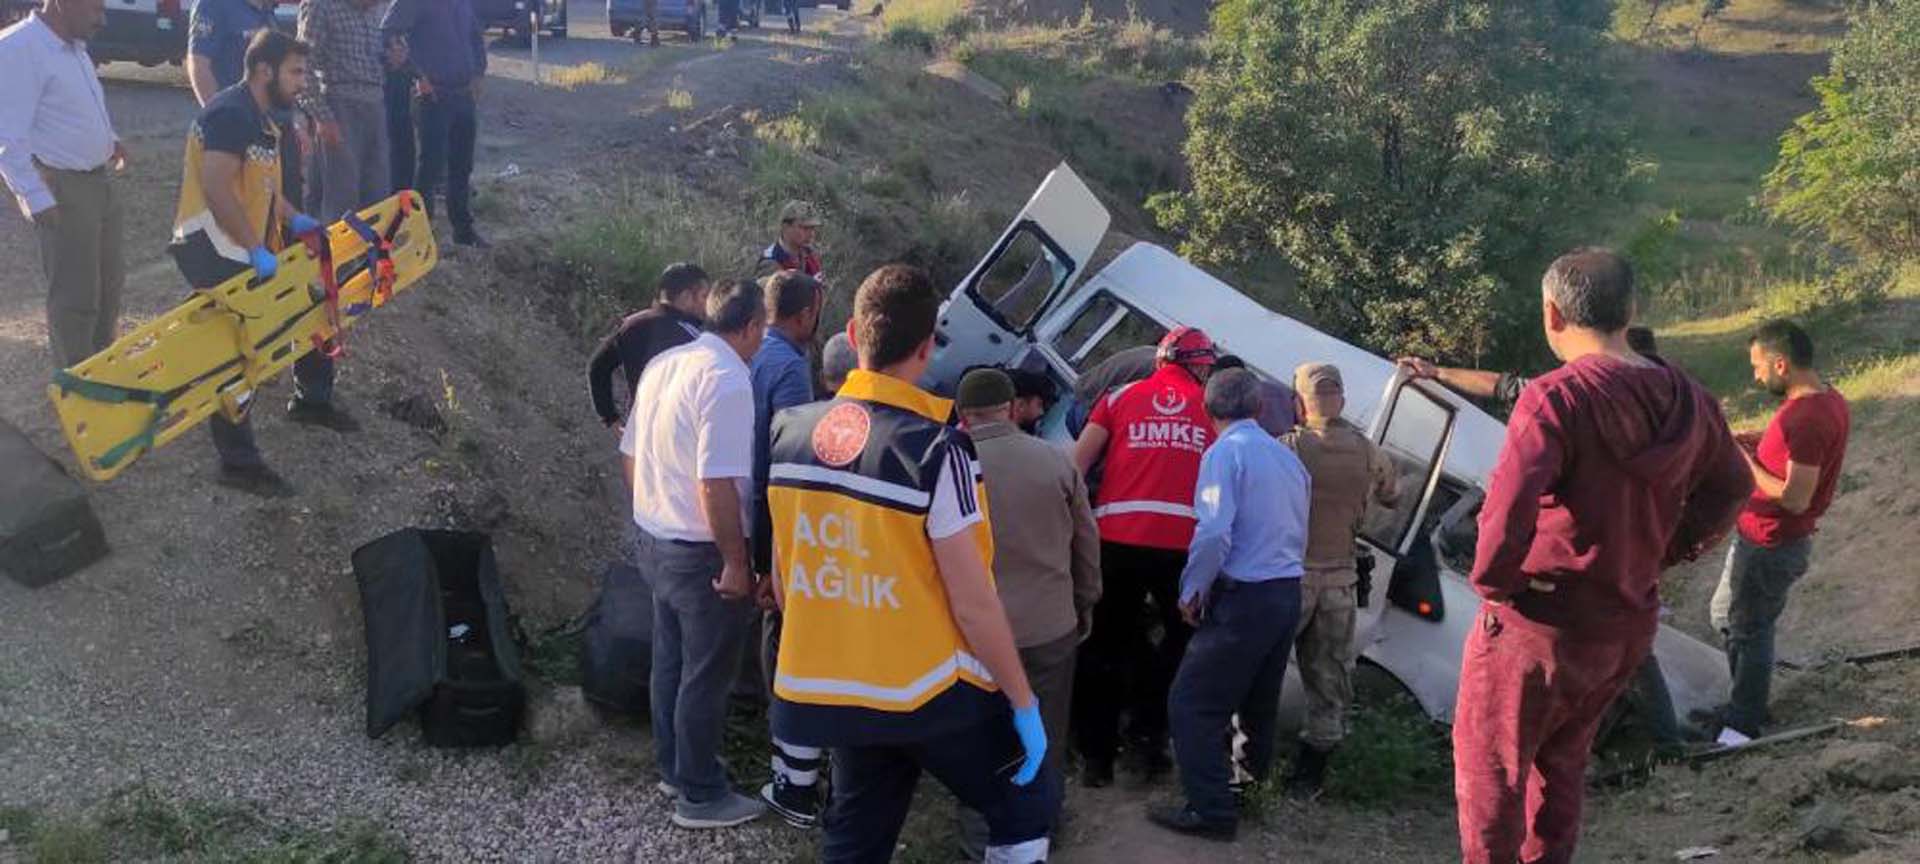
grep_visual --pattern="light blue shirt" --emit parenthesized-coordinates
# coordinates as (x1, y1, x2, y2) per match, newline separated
(1179, 419, 1311, 605)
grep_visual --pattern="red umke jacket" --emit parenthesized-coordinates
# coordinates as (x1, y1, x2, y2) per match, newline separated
(1471, 353, 1752, 637)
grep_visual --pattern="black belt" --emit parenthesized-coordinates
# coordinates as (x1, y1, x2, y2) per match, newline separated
(35, 159, 108, 176)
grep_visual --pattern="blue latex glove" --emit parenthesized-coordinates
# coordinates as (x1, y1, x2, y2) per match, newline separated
(1011, 699, 1047, 786)
(248, 246, 278, 279)
(288, 212, 321, 236)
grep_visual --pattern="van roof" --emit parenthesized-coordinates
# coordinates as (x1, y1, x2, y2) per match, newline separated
(1080, 243, 1506, 484)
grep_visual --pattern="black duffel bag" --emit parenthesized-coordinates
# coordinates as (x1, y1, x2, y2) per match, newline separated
(0, 417, 108, 588)
(580, 560, 653, 716)
(354, 528, 526, 747)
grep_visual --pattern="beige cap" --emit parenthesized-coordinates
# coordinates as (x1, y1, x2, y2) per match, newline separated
(1294, 362, 1344, 394)
(780, 200, 823, 227)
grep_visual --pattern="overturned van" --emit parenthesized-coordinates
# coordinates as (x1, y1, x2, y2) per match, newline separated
(923, 163, 1731, 730)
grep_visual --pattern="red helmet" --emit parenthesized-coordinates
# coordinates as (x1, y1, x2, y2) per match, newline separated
(1156, 326, 1218, 369)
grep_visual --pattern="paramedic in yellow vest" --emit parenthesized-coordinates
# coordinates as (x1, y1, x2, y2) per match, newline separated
(168, 29, 340, 499)
(766, 265, 1058, 863)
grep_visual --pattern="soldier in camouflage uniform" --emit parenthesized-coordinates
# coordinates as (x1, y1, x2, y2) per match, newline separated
(1280, 363, 1400, 797)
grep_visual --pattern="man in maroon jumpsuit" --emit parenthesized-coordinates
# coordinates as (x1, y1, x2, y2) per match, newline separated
(1453, 248, 1752, 864)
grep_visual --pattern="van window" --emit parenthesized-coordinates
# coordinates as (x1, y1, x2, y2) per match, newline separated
(970, 227, 1073, 333)
(1361, 383, 1456, 555)
(1050, 292, 1168, 374)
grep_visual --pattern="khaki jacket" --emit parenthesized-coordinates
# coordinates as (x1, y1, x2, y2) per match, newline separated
(1283, 417, 1399, 572)
(970, 421, 1102, 647)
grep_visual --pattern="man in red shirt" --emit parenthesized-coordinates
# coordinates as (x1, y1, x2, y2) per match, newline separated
(1708, 319, 1850, 741)
(1455, 248, 1751, 864)
(1068, 326, 1217, 787)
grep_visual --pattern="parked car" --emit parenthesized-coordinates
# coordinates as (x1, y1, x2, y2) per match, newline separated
(608, 0, 705, 41)
(924, 163, 1733, 733)
(475, 0, 567, 40)
(1, 0, 188, 66)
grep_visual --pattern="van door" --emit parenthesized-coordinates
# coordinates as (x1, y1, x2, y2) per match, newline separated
(925, 163, 1111, 393)
(1361, 372, 1459, 559)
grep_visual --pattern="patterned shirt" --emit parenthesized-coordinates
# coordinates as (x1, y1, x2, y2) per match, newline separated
(297, 0, 388, 124)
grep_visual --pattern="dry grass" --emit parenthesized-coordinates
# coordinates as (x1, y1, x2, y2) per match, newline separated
(548, 61, 626, 89)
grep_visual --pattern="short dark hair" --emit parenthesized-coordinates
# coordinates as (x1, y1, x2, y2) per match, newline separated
(1215, 354, 1247, 371)
(1626, 325, 1658, 356)
(658, 263, 709, 302)
(1008, 368, 1057, 403)
(245, 30, 308, 80)
(1543, 247, 1635, 332)
(1204, 369, 1262, 422)
(853, 265, 940, 370)
(1751, 319, 1814, 368)
(766, 271, 823, 321)
(705, 279, 765, 335)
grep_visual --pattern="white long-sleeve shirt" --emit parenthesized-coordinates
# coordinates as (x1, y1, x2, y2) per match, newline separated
(0, 13, 118, 218)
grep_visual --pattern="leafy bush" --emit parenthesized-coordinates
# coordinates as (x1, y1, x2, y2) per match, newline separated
(883, 0, 973, 51)
(1153, 0, 1635, 366)
(1764, 0, 1920, 269)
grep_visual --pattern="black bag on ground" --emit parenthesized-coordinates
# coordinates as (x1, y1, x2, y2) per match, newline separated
(0, 417, 109, 588)
(580, 560, 653, 716)
(353, 528, 526, 747)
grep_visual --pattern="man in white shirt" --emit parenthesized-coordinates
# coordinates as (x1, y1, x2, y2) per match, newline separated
(620, 278, 770, 830)
(0, 0, 128, 367)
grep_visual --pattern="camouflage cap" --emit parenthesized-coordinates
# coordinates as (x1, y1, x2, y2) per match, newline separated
(780, 200, 823, 227)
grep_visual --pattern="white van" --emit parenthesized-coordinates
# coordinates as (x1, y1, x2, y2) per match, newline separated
(925, 163, 1731, 730)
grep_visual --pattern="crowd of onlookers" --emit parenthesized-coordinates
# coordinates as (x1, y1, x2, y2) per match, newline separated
(4, 3, 1855, 861)
(5, 0, 491, 496)
(592, 230, 1851, 864)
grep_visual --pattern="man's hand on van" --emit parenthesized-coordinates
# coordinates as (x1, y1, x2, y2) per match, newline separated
(1396, 356, 1439, 380)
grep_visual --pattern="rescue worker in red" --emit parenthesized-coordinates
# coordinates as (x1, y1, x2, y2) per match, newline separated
(1454, 248, 1751, 864)
(1068, 326, 1218, 788)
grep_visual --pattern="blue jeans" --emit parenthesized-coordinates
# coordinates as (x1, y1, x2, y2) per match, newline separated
(642, 529, 756, 804)
(1722, 534, 1812, 735)
(1169, 577, 1301, 824)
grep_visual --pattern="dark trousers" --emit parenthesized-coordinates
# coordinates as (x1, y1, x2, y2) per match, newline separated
(179, 257, 336, 469)
(824, 707, 1060, 864)
(763, 609, 825, 793)
(784, 0, 799, 32)
(1073, 541, 1191, 762)
(957, 630, 1078, 859)
(718, 0, 739, 29)
(414, 85, 476, 234)
(642, 529, 756, 804)
(1168, 578, 1300, 824)
(1722, 535, 1812, 735)
(36, 167, 124, 368)
(1624, 654, 1682, 746)
(384, 69, 416, 192)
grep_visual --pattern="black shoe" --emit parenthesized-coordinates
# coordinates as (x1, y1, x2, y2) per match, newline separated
(759, 777, 822, 829)
(452, 230, 491, 249)
(286, 398, 361, 433)
(217, 463, 296, 498)
(1082, 757, 1114, 789)
(1145, 803, 1236, 843)
(1284, 743, 1331, 800)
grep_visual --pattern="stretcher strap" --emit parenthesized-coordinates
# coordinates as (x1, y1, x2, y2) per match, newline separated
(51, 369, 171, 471)
(303, 227, 346, 360)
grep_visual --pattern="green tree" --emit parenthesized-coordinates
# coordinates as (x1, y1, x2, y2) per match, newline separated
(1764, 0, 1920, 269)
(1152, 0, 1635, 365)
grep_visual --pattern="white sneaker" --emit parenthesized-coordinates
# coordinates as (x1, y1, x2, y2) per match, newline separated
(1716, 727, 1754, 748)
(672, 791, 767, 829)
(656, 780, 679, 798)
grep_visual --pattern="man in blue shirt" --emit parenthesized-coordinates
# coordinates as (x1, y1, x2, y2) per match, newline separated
(187, 0, 305, 234)
(382, 0, 488, 246)
(748, 270, 828, 827)
(1153, 368, 1310, 842)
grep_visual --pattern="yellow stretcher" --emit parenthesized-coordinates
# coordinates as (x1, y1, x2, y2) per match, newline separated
(48, 191, 438, 482)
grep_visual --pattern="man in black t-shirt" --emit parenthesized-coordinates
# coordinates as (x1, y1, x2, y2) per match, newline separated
(586, 263, 712, 429)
